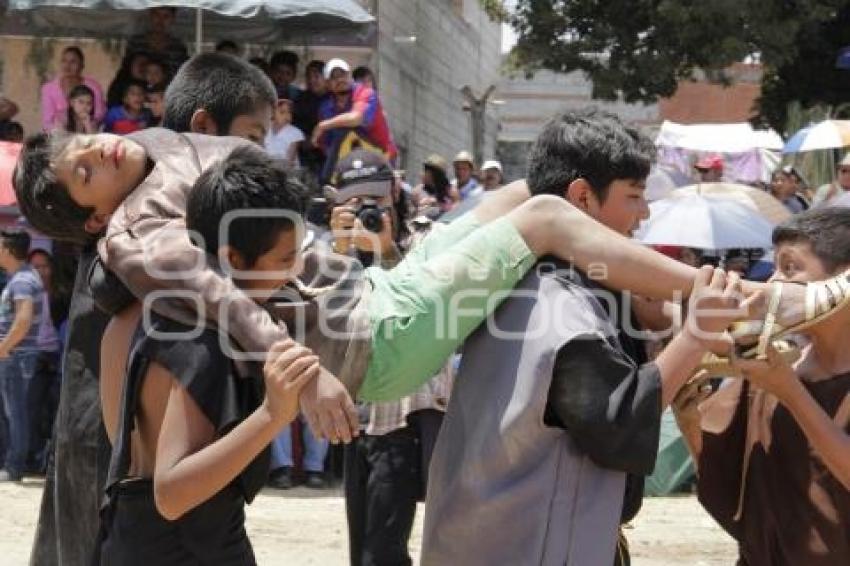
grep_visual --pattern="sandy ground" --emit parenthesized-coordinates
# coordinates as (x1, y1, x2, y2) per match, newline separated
(0, 479, 737, 565)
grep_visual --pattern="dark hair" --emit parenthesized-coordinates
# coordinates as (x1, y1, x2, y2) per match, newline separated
(13, 133, 95, 245)
(527, 108, 655, 203)
(423, 163, 451, 204)
(0, 121, 24, 142)
(65, 84, 95, 133)
(163, 53, 276, 135)
(107, 51, 150, 106)
(352, 66, 373, 82)
(773, 207, 850, 273)
(248, 57, 270, 75)
(305, 60, 325, 75)
(0, 228, 31, 261)
(62, 46, 85, 66)
(270, 50, 299, 71)
(187, 145, 307, 267)
(146, 81, 167, 95)
(215, 40, 239, 54)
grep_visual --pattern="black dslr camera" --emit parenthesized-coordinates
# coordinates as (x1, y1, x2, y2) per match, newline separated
(353, 198, 384, 233)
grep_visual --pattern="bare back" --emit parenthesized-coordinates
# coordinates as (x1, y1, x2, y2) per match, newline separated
(100, 302, 172, 478)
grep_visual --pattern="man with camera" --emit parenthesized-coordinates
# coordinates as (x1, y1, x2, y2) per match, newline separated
(328, 150, 452, 566)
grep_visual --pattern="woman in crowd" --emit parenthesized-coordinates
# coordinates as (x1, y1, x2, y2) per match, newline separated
(40, 46, 106, 132)
(412, 154, 459, 218)
(107, 51, 149, 108)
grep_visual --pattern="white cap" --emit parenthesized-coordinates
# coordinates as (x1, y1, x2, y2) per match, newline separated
(324, 58, 350, 80)
(482, 159, 502, 172)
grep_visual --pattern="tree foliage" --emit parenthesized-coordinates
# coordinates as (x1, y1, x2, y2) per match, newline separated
(496, 0, 850, 130)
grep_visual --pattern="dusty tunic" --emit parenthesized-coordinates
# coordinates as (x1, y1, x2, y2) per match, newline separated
(698, 375, 850, 566)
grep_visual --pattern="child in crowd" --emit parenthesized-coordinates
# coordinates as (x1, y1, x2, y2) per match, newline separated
(96, 147, 315, 565)
(264, 98, 304, 168)
(65, 84, 99, 134)
(104, 80, 150, 135)
(144, 56, 168, 90)
(145, 82, 165, 128)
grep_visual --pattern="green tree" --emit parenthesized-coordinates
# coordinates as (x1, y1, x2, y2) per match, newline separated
(493, 0, 850, 131)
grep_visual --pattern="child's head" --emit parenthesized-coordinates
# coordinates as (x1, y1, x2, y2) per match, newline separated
(272, 98, 292, 127)
(144, 57, 167, 88)
(186, 146, 307, 300)
(66, 84, 95, 132)
(269, 50, 299, 88)
(772, 208, 850, 283)
(146, 82, 166, 120)
(14, 132, 149, 244)
(163, 52, 276, 144)
(69, 84, 95, 118)
(527, 108, 655, 237)
(122, 80, 147, 114)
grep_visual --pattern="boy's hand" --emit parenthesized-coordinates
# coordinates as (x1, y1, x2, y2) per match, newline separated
(684, 267, 753, 354)
(263, 339, 320, 425)
(299, 368, 359, 444)
(732, 344, 802, 401)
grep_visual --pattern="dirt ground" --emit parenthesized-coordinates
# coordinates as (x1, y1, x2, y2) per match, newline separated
(0, 479, 737, 565)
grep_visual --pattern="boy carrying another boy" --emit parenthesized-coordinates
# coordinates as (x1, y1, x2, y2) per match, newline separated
(14, 127, 850, 439)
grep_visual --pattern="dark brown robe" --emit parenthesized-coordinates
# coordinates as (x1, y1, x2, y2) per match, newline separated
(697, 375, 850, 566)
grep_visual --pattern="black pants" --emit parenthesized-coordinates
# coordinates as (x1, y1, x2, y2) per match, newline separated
(28, 350, 60, 472)
(343, 409, 443, 566)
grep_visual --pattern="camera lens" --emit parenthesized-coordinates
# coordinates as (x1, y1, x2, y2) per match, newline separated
(359, 208, 384, 233)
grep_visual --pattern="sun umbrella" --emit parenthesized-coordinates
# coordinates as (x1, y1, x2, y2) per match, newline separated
(783, 120, 850, 154)
(667, 182, 791, 225)
(0, 142, 22, 207)
(5, 1, 375, 49)
(645, 165, 692, 202)
(827, 190, 850, 208)
(636, 194, 776, 249)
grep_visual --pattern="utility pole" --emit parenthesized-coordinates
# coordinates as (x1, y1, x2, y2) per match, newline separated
(461, 84, 496, 167)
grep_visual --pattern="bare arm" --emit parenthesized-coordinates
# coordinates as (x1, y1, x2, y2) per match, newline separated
(0, 299, 33, 356)
(318, 110, 364, 131)
(737, 347, 850, 490)
(782, 382, 850, 489)
(154, 341, 319, 520)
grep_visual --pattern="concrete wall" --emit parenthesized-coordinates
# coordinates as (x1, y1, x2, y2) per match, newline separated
(496, 67, 660, 182)
(374, 0, 502, 181)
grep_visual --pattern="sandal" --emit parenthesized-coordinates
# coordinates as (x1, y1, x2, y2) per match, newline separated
(732, 270, 850, 358)
(693, 339, 801, 380)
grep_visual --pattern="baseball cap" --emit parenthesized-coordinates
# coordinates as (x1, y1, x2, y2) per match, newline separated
(331, 150, 394, 203)
(839, 152, 850, 168)
(694, 155, 724, 171)
(324, 58, 351, 80)
(481, 159, 502, 172)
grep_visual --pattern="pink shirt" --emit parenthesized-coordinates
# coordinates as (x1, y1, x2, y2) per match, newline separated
(40, 76, 106, 132)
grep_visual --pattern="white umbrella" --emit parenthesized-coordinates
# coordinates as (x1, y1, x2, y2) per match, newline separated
(827, 191, 850, 208)
(636, 194, 776, 249)
(645, 165, 691, 202)
(783, 120, 850, 153)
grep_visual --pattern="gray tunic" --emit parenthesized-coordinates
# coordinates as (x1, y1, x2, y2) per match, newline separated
(422, 264, 628, 566)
